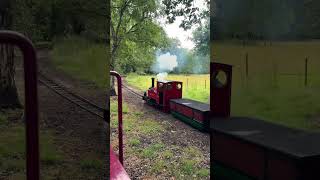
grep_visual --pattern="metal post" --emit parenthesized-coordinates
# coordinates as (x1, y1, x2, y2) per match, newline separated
(305, 57, 308, 87)
(245, 52, 249, 79)
(110, 71, 123, 165)
(187, 78, 189, 88)
(0, 31, 40, 180)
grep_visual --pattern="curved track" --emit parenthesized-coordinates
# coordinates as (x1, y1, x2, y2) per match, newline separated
(38, 72, 108, 121)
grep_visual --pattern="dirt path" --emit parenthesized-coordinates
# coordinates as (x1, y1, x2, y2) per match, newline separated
(13, 49, 108, 179)
(112, 81, 210, 179)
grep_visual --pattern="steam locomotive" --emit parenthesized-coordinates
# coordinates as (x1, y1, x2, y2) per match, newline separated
(143, 63, 231, 131)
(143, 77, 210, 130)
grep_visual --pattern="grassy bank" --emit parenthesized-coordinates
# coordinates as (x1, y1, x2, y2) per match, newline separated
(52, 36, 108, 87)
(0, 110, 63, 179)
(110, 99, 209, 179)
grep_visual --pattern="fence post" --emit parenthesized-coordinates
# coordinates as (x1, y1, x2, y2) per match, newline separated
(187, 78, 188, 88)
(245, 52, 249, 89)
(305, 57, 308, 87)
(273, 60, 278, 88)
(245, 53, 249, 79)
(205, 80, 206, 89)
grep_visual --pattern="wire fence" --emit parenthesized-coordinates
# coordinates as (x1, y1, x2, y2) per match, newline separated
(241, 52, 314, 88)
(169, 53, 318, 91)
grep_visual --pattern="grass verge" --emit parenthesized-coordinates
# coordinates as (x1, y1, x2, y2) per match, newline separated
(110, 99, 209, 179)
(52, 36, 108, 88)
(0, 110, 64, 179)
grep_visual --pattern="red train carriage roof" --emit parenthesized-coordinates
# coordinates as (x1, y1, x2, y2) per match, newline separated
(157, 80, 182, 83)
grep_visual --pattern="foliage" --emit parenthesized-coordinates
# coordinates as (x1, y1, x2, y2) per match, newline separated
(52, 36, 108, 87)
(161, 0, 209, 29)
(10, 0, 107, 42)
(213, 0, 320, 40)
(192, 19, 209, 56)
(111, 0, 170, 74)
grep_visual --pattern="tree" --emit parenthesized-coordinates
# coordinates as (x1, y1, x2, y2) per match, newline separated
(162, 0, 209, 30)
(110, 0, 169, 93)
(0, 0, 21, 108)
(303, 0, 320, 39)
(192, 19, 209, 56)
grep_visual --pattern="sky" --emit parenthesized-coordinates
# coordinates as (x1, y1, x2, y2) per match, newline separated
(160, 0, 208, 50)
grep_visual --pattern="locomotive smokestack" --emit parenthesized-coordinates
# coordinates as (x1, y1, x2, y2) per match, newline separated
(151, 78, 155, 88)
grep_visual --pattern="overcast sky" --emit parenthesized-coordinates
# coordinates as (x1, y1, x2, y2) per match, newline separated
(160, 0, 208, 50)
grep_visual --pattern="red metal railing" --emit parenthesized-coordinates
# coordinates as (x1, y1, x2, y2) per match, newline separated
(0, 31, 39, 179)
(110, 71, 123, 165)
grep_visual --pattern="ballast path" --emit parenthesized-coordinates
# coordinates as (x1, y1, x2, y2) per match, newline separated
(38, 72, 108, 121)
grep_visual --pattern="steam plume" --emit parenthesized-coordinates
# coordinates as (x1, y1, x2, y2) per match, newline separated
(152, 52, 178, 73)
(157, 72, 168, 81)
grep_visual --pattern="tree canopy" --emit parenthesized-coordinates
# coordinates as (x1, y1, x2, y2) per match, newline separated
(10, 0, 107, 42)
(162, 0, 209, 29)
(213, 0, 320, 40)
(111, 0, 170, 74)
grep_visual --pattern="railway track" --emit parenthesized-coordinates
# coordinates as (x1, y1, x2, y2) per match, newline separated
(38, 72, 108, 121)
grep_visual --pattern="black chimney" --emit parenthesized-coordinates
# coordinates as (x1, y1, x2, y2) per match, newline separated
(151, 78, 155, 88)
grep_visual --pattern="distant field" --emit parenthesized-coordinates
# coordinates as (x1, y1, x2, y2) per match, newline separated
(212, 41, 320, 131)
(127, 41, 320, 131)
(212, 41, 320, 89)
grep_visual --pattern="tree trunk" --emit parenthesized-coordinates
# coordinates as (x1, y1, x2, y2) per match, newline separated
(0, 45, 21, 108)
(0, 0, 21, 109)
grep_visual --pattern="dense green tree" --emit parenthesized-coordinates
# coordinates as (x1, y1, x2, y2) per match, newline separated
(9, 0, 107, 41)
(111, 0, 169, 73)
(0, 0, 108, 107)
(212, 0, 320, 40)
(162, 0, 209, 29)
(303, 0, 320, 38)
(192, 19, 209, 56)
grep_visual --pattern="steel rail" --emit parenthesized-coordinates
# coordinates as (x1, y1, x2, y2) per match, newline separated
(39, 72, 105, 111)
(122, 84, 143, 98)
(38, 72, 106, 120)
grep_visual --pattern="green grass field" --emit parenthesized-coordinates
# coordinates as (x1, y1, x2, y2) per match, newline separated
(127, 41, 320, 131)
(52, 36, 109, 88)
(212, 41, 320, 89)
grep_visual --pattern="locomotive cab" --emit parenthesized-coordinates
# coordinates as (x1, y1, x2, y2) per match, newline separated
(143, 78, 182, 112)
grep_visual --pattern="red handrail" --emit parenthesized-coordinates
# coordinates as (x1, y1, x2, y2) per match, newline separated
(110, 71, 123, 165)
(0, 31, 39, 179)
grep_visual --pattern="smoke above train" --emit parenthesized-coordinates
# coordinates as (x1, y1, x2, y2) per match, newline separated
(152, 52, 178, 73)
